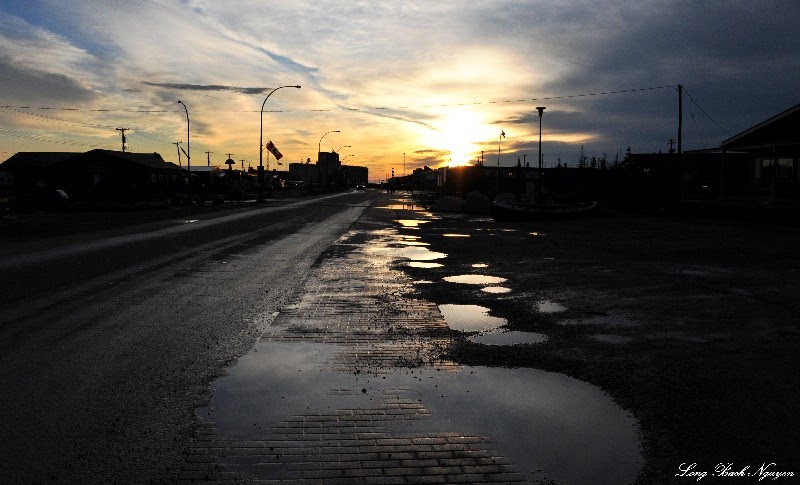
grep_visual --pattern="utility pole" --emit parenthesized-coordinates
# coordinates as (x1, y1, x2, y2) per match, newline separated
(667, 138, 675, 154)
(174, 141, 182, 166)
(535, 107, 546, 198)
(116, 128, 129, 153)
(677, 84, 684, 204)
(205, 151, 213, 166)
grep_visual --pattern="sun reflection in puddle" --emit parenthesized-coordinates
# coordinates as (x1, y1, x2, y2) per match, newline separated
(444, 274, 507, 285)
(407, 262, 443, 268)
(470, 331, 548, 345)
(471, 263, 488, 268)
(442, 233, 470, 238)
(438, 304, 506, 332)
(365, 245, 446, 261)
(481, 286, 511, 294)
(397, 219, 430, 227)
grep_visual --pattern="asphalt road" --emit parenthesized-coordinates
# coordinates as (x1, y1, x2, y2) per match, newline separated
(0, 190, 379, 483)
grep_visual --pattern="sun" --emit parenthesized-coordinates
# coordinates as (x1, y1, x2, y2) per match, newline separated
(426, 109, 492, 167)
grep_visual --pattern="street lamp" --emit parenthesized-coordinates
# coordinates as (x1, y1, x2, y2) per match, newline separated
(318, 130, 340, 189)
(177, 101, 190, 202)
(260, 85, 301, 201)
(335, 145, 351, 153)
(535, 106, 546, 198)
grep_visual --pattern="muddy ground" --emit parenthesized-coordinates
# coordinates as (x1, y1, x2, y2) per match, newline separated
(395, 201, 799, 483)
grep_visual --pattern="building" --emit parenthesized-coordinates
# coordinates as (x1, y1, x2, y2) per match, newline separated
(342, 165, 368, 187)
(0, 149, 184, 206)
(289, 153, 368, 189)
(720, 103, 800, 202)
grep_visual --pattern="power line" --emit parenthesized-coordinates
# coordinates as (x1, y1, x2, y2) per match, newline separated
(682, 87, 730, 137)
(0, 84, 676, 114)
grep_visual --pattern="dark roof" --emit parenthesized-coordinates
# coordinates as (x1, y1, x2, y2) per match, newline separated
(80, 149, 174, 169)
(721, 103, 800, 151)
(0, 152, 80, 170)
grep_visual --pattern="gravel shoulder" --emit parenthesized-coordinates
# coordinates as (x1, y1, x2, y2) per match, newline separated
(395, 199, 800, 483)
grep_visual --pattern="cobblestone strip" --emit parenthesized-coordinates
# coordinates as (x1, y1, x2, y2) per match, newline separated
(178, 211, 524, 483)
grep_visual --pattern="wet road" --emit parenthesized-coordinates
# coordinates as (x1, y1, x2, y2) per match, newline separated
(186, 194, 641, 484)
(0, 190, 378, 483)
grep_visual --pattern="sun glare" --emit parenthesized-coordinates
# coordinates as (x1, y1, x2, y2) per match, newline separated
(427, 110, 492, 167)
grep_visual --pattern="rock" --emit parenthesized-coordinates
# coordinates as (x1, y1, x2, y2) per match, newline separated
(494, 192, 517, 204)
(464, 191, 490, 214)
(430, 196, 463, 212)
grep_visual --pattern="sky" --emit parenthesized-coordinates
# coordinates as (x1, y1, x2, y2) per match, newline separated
(1, 0, 798, 181)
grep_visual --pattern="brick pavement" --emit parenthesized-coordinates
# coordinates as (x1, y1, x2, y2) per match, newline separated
(177, 202, 526, 484)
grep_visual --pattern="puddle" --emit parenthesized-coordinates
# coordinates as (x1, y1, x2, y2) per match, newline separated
(397, 240, 429, 246)
(443, 274, 507, 285)
(406, 262, 443, 268)
(481, 286, 511, 294)
(560, 314, 638, 327)
(530, 232, 545, 236)
(184, 219, 199, 223)
(366, 245, 446, 261)
(413, 280, 435, 284)
(442, 233, 471, 238)
(591, 334, 633, 344)
(470, 331, 548, 345)
(200, 340, 642, 485)
(379, 203, 420, 210)
(536, 300, 567, 314)
(471, 263, 488, 268)
(438, 304, 506, 332)
(397, 219, 430, 227)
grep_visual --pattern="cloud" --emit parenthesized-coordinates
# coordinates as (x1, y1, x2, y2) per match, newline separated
(0, 56, 97, 104)
(141, 81, 275, 95)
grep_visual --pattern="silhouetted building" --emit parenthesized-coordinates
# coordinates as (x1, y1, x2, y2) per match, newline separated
(289, 155, 368, 189)
(0, 149, 184, 206)
(720, 103, 800, 202)
(342, 165, 368, 187)
(318, 151, 340, 186)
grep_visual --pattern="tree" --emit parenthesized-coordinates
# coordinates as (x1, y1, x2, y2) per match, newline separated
(590, 156, 597, 169)
(599, 153, 608, 170)
(578, 145, 587, 169)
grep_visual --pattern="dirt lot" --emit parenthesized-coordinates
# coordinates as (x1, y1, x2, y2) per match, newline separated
(397, 205, 799, 483)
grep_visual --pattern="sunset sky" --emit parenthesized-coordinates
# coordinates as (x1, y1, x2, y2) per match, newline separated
(1, 1, 798, 181)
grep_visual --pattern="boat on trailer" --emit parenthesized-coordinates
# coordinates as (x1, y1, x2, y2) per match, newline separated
(490, 200, 598, 222)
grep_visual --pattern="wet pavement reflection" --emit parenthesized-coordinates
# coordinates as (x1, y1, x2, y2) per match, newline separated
(438, 304, 507, 332)
(191, 198, 641, 484)
(444, 274, 507, 285)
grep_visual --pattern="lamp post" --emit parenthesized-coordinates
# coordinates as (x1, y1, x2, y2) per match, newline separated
(535, 106, 546, 198)
(318, 130, 340, 188)
(177, 101, 190, 202)
(336, 145, 351, 153)
(260, 85, 301, 201)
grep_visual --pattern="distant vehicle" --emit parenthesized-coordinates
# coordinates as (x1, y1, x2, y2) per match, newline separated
(286, 180, 306, 189)
(355, 184, 366, 191)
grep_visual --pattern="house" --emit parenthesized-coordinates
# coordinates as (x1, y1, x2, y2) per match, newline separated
(52, 149, 183, 203)
(0, 149, 184, 206)
(0, 152, 80, 206)
(720, 103, 800, 201)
